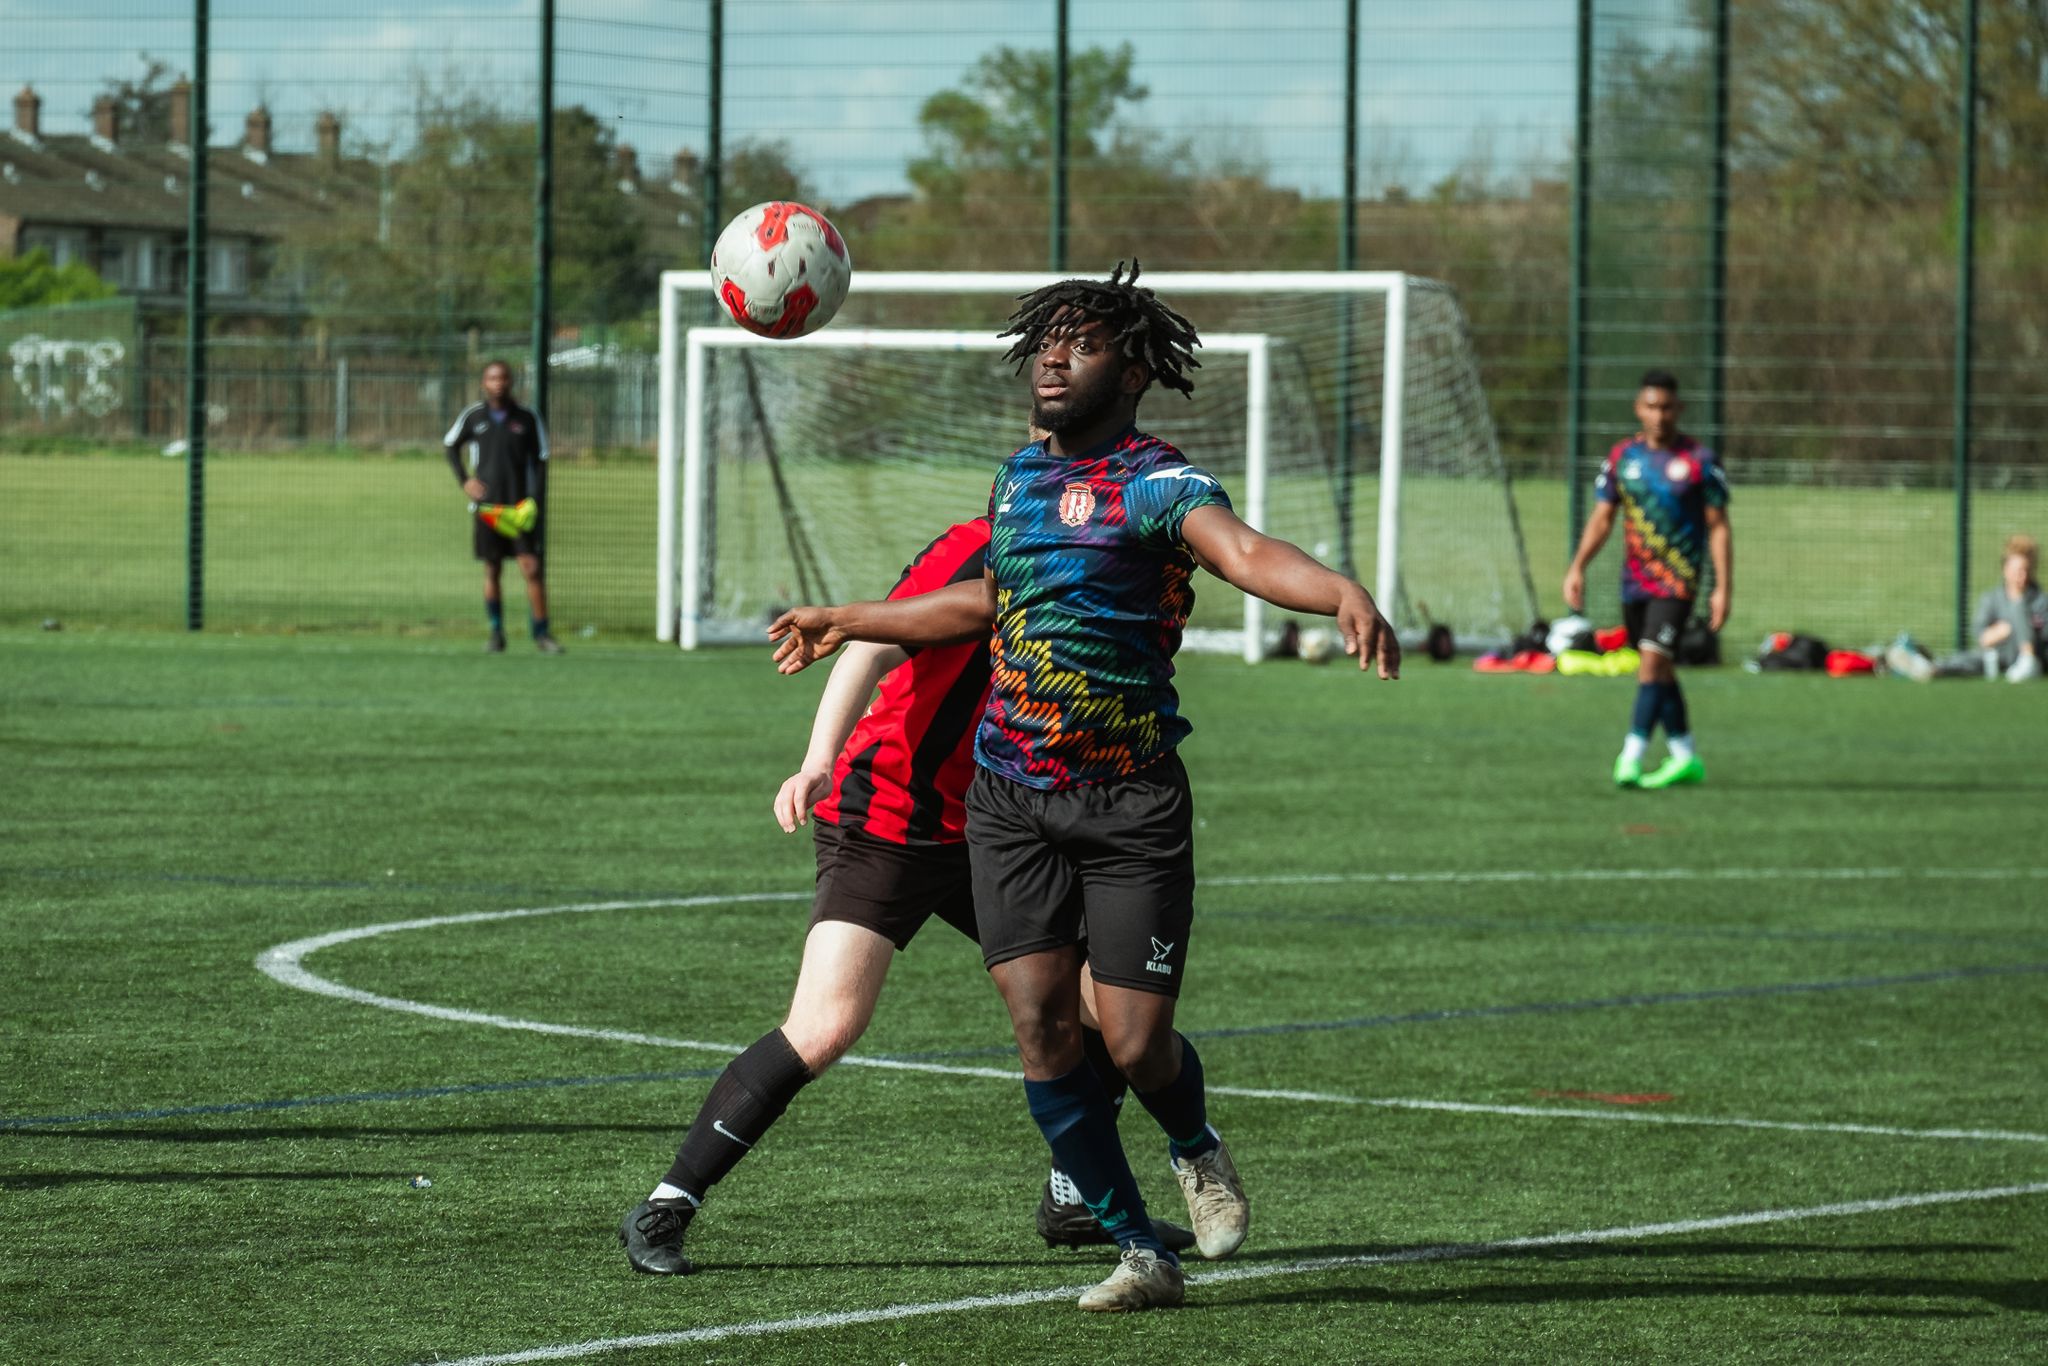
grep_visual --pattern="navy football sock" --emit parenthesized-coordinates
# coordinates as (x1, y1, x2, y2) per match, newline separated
(486, 599, 504, 631)
(1134, 1034, 1221, 1160)
(1630, 682, 1662, 738)
(1658, 679, 1690, 739)
(531, 615, 550, 639)
(1024, 1064, 1163, 1255)
(1081, 1025, 1129, 1111)
(662, 1028, 814, 1203)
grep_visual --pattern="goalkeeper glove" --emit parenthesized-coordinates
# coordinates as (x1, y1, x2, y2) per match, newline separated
(477, 498, 539, 539)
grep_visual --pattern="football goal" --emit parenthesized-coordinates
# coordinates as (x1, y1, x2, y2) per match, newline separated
(655, 270, 1537, 660)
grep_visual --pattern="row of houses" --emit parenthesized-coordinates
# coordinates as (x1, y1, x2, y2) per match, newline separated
(0, 81, 704, 319)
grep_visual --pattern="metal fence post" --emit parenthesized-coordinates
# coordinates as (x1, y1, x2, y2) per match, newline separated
(704, 0, 722, 264)
(1953, 0, 1979, 649)
(185, 0, 208, 631)
(1708, 0, 1730, 446)
(1564, 0, 1593, 553)
(1333, 0, 1359, 579)
(533, 0, 554, 419)
(1050, 0, 1069, 272)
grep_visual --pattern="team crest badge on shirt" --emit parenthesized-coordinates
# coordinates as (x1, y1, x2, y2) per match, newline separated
(1666, 457, 1693, 483)
(1059, 481, 1096, 527)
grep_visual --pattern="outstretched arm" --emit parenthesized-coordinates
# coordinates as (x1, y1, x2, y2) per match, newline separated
(1180, 505, 1399, 678)
(772, 641, 910, 831)
(768, 576, 996, 675)
(1563, 502, 1618, 612)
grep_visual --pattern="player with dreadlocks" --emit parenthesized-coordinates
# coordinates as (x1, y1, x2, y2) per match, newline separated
(769, 263, 1400, 1312)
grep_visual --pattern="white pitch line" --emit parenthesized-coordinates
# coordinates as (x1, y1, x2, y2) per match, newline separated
(257, 895, 2047, 1137)
(1361, 1097, 2048, 1145)
(1207, 867, 2048, 887)
(424, 1182, 2048, 1366)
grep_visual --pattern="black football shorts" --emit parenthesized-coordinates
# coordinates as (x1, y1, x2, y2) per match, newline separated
(1624, 596, 1694, 658)
(474, 518, 543, 564)
(965, 752, 1195, 998)
(809, 818, 979, 951)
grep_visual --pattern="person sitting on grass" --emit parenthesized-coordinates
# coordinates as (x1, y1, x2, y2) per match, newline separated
(1974, 534, 2047, 683)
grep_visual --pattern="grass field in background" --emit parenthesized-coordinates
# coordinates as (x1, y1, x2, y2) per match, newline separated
(4, 632, 2044, 1363)
(4, 449, 2045, 650)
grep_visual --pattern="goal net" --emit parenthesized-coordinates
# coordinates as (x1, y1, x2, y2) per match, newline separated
(657, 271, 1537, 658)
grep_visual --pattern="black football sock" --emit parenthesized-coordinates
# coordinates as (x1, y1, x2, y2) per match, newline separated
(1080, 1025, 1130, 1111)
(1658, 678, 1691, 739)
(1630, 682, 1662, 739)
(660, 1028, 815, 1203)
(486, 599, 504, 632)
(1134, 1033, 1221, 1160)
(1024, 1064, 1163, 1255)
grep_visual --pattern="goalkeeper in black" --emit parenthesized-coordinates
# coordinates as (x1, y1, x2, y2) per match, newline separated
(443, 359, 562, 653)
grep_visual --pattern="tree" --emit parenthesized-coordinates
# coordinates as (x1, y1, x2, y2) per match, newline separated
(291, 91, 649, 344)
(908, 43, 1149, 198)
(0, 249, 118, 311)
(96, 56, 181, 144)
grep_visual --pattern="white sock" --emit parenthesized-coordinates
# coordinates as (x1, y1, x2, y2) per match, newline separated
(1049, 1169, 1084, 1205)
(649, 1182, 700, 1206)
(1667, 733, 1695, 762)
(1621, 733, 1649, 764)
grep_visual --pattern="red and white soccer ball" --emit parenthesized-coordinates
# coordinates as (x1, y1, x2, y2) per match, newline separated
(710, 201, 852, 339)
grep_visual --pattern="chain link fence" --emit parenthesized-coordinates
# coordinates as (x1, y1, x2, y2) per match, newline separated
(3, 0, 2041, 648)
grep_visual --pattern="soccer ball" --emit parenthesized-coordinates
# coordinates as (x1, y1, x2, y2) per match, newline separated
(1298, 627, 1336, 664)
(710, 201, 852, 339)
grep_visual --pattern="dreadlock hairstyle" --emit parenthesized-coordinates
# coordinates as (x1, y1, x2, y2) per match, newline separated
(998, 260, 1201, 400)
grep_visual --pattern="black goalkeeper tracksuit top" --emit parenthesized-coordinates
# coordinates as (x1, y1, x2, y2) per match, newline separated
(443, 401, 549, 505)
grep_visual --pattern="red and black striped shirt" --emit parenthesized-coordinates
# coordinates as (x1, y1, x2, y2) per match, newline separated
(812, 519, 991, 845)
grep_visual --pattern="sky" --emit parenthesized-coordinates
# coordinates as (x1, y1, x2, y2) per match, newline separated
(1, 0, 1682, 204)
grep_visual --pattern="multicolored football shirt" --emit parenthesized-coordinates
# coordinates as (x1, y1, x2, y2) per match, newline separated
(975, 426, 1232, 791)
(1595, 434, 1729, 602)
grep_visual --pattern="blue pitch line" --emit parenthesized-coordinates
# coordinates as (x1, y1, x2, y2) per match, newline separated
(6, 866, 679, 903)
(1205, 906, 2048, 950)
(1180, 961, 2048, 1042)
(0, 1066, 725, 1131)
(13, 962, 2046, 1130)
(875, 961, 2048, 1062)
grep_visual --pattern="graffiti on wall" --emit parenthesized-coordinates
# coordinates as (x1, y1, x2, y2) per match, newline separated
(8, 335, 126, 419)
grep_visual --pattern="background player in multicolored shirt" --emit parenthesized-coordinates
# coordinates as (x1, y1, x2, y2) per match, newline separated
(767, 264, 1400, 1313)
(618, 517, 1192, 1276)
(1563, 369, 1733, 788)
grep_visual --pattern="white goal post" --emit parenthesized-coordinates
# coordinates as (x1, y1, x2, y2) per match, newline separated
(661, 325, 1275, 662)
(656, 269, 1532, 658)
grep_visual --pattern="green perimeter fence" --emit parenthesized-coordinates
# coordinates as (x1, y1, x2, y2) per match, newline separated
(4, 1, 2044, 649)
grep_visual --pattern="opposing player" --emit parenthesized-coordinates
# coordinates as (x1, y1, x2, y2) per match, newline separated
(442, 360, 562, 654)
(1563, 369, 1732, 788)
(768, 264, 1400, 1312)
(618, 517, 1192, 1276)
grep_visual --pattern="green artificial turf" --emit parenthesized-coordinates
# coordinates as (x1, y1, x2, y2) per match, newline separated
(7, 449, 2044, 650)
(3, 633, 2044, 1363)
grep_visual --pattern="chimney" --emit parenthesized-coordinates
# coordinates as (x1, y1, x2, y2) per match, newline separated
(92, 94, 119, 147)
(670, 148, 699, 192)
(243, 104, 271, 159)
(614, 143, 640, 191)
(169, 77, 191, 149)
(13, 85, 40, 141)
(315, 110, 340, 165)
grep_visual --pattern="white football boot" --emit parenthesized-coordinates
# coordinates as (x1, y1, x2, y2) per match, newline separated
(1170, 1134, 1250, 1259)
(1076, 1246, 1185, 1312)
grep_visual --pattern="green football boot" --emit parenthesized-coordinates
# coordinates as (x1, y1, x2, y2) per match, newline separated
(1640, 753, 1706, 789)
(1613, 753, 1644, 788)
